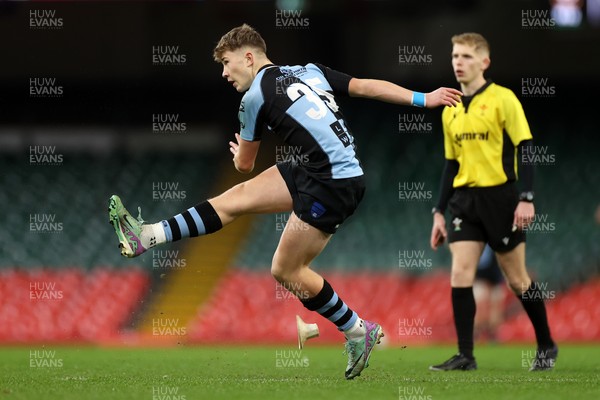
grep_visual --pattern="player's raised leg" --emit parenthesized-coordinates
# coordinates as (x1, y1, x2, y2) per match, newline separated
(271, 212, 384, 380)
(495, 243, 557, 371)
(109, 165, 292, 258)
(430, 241, 482, 371)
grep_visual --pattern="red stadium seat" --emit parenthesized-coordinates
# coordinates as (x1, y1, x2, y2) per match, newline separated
(0, 267, 149, 344)
(186, 270, 600, 345)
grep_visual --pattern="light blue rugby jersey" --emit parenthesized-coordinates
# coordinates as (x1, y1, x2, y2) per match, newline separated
(238, 63, 363, 180)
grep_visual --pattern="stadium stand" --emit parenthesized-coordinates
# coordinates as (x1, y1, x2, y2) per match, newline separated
(0, 152, 220, 269)
(0, 103, 597, 345)
(0, 151, 221, 343)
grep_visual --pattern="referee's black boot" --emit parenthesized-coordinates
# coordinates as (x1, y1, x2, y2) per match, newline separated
(429, 353, 477, 371)
(529, 344, 558, 371)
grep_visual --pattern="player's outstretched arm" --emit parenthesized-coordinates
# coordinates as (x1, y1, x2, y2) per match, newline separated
(348, 78, 462, 108)
(229, 133, 260, 173)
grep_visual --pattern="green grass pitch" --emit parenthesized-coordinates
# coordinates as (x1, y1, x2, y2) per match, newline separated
(1, 344, 599, 400)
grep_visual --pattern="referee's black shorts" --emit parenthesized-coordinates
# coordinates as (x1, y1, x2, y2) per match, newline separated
(447, 182, 525, 252)
(276, 161, 365, 234)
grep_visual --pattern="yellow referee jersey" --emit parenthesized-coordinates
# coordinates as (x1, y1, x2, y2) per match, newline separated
(442, 81, 533, 188)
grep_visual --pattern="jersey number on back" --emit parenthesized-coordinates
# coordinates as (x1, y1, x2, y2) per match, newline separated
(286, 78, 351, 147)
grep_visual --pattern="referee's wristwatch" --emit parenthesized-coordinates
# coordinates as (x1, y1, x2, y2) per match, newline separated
(519, 191, 534, 202)
(431, 207, 443, 215)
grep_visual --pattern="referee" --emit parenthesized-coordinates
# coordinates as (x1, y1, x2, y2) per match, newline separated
(429, 33, 557, 371)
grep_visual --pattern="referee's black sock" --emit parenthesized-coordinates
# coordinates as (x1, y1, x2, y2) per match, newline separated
(452, 287, 476, 360)
(518, 282, 555, 349)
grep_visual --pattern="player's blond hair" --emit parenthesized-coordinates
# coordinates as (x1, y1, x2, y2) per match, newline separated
(451, 33, 490, 56)
(213, 23, 267, 62)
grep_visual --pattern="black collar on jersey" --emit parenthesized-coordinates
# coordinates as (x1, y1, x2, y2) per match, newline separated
(463, 79, 493, 113)
(257, 63, 276, 73)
